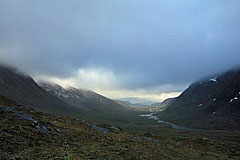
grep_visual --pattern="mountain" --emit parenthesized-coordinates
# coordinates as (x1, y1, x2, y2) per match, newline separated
(150, 98, 176, 112)
(120, 101, 148, 107)
(0, 64, 146, 123)
(39, 82, 132, 112)
(0, 64, 77, 114)
(39, 82, 146, 123)
(157, 68, 240, 130)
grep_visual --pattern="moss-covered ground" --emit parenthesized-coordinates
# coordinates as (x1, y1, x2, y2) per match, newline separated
(0, 101, 240, 160)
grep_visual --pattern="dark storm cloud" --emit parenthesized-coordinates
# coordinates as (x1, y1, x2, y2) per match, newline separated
(0, 0, 240, 91)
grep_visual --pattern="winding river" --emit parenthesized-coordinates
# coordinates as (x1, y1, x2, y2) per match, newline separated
(140, 112, 202, 131)
(140, 112, 240, 133)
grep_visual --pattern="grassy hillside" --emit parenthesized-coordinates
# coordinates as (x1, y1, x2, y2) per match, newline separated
(39, 82, 149, 124)
(1, 96, 240, 160)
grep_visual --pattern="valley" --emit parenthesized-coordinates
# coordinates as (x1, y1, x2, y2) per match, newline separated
(0, 65, 240, 159)
(1, 1, 240, 159)
(1, 96, 240, 160)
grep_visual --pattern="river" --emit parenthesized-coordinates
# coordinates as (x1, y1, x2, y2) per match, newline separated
(140, 112, 202, 131)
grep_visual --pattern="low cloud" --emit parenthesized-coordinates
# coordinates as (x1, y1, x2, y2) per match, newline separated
(35, 67, 182, 103)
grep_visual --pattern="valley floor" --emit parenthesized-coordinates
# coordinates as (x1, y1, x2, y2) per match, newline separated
(1, 104, 240, 160)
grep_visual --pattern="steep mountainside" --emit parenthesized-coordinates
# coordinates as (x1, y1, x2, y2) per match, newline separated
(0, 65, 77, 114)
(157, 68, 240, 130)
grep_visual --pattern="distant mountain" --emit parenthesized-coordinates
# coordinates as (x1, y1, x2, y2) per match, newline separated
(39, 82, 133, 114)
(120, 101, 148, 107)
(0, 64, 77, 114)
(39, 82, 146, 123)
(157, 68, 240, 130)
(150, 98, 176, 112)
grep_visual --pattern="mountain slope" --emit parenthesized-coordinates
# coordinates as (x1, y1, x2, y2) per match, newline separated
(0, 64, 148, 123)
(157, 68, 240, 130)
(40, 82, 132, 112)
(150, 98, 176, 112)
(0, 65, 80, 114)
(39, 82, 145, 123)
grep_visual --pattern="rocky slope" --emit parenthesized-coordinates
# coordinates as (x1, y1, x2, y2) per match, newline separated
(1, 95, 239, 160)
(157, 68, 240, 130)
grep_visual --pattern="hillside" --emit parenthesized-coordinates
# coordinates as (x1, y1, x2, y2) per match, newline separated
(0, 65, 78, 115)
(150, 98, 176, 112)
(0, 65, 148, 123)
(157, 68, 240, 130)
(120, 98, 176, 113)
(39, 82, 144, 123)
(1, 95, 240, 159)
(40, 82, 131, 112)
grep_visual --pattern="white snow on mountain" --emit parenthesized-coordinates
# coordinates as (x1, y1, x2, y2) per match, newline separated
(230, 97, 238, 103)
(209, 76, 218, 83)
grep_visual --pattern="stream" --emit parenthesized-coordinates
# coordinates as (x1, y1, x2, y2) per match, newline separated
(140, 112, 240, 133)
(140, 112, 203, 131)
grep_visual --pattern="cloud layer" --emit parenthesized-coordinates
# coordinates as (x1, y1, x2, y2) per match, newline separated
(1, 0, 240, 103)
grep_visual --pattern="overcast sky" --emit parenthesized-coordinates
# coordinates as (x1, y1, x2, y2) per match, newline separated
(0, 0, 240, 104)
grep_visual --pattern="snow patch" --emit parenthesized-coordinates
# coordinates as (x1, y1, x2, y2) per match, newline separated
(209, 76, 218, 83)
(230, 97, 238, 103)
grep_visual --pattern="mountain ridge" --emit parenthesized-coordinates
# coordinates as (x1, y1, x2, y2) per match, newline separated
(0, 64, 78, 114)
(156, 68, 240, 130)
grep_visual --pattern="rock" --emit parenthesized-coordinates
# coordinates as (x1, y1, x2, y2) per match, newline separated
(0, 106, 15, 112)
(56, 128, 61, 133)
(1, 105, 51, 135)
(109, 124, 121, 131)
(134, 137, 152, 142)
(0, 105, 37, 122)
(13, 112, 36, 122)
(90, 125, 109, 133)
(35, 124, 50, 134)
(75, 118, 85, 123)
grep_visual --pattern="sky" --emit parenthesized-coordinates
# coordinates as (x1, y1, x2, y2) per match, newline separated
(0, 0, 240, 104)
